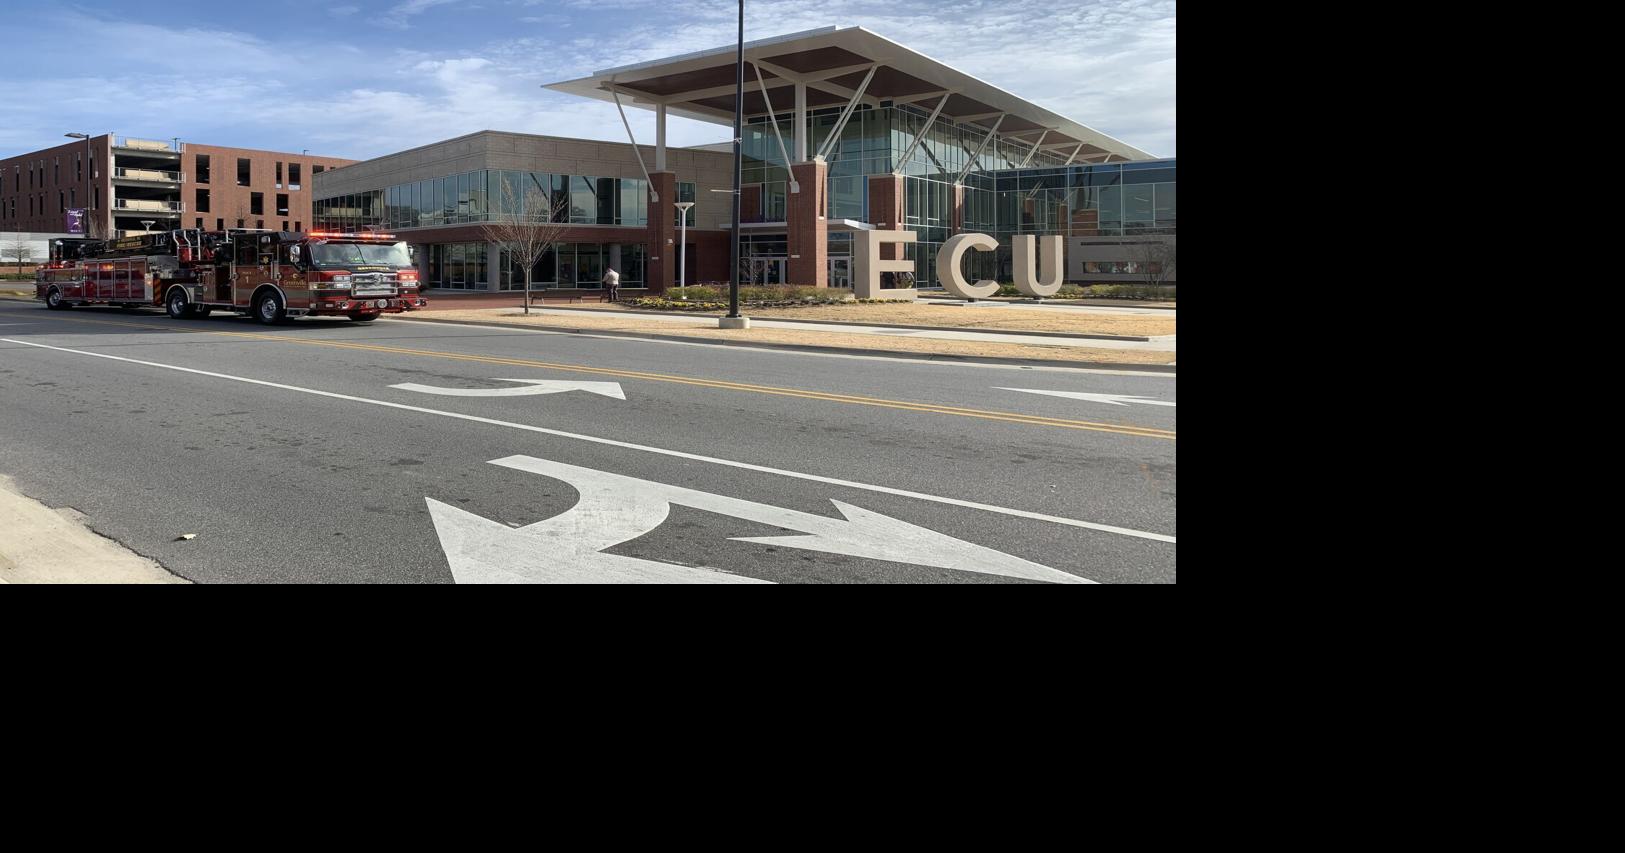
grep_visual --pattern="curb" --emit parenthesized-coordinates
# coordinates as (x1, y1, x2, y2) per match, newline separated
(510, 303, 1162, 342)
(392, 314, 1177, 373)
(919, 295, 1177, 310)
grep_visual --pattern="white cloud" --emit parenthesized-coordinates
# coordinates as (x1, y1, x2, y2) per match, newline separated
(3, 0, 1172, 161)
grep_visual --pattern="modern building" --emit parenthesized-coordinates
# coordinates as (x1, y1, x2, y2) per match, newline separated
(312, 25, 1174, 293)
(0, 133, 354, 260)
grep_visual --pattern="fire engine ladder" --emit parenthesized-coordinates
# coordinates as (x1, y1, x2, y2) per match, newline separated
(171, 229, 198, 254)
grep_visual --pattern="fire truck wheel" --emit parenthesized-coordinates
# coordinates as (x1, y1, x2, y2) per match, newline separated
(350, 312, 380, 323)
(46, 288, 68, 310)
(254, 291, 287, 324)
(166, 289, 192, 319)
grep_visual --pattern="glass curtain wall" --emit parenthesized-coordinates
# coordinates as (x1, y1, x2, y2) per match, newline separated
(317, 171, 649, 230)
(424, 243, 488, 290)
(496, 243, 647, 291)
(987, 159, 1176, 281)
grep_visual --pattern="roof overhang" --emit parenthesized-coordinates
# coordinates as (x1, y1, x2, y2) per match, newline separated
(545, 25, 1154, 162)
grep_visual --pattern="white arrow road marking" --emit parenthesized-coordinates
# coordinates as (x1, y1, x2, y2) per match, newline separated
(3, 338, 1173, 544)
(999, 387, 1176, 407)
(391, 378, 626, 399)
(429, 455, 1093, 584)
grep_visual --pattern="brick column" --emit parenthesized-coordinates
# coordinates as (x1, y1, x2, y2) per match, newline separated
(645, 171, 676, 294)
(868, 174, 906, 259)
(788, 160, 828, 287)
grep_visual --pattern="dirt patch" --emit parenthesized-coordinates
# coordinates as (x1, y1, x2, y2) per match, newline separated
(406, 309, 1176, 366)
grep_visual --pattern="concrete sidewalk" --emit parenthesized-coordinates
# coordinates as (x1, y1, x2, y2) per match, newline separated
(422, 304, 1177, 352)
(0, 476, 188, 584)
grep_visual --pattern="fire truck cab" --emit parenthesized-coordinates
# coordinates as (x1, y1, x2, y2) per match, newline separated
(173, 230, 425, 323)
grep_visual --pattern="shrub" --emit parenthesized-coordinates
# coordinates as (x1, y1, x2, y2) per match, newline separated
(668, 285, 723, 301)
(1074, 284, 1175, 300)
(632, 298, 730, 311)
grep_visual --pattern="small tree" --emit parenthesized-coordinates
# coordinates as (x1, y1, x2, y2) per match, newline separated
(1138, 238, 1176, 291)
(482, 177, 571, 315)
(4, 238, 31, 276)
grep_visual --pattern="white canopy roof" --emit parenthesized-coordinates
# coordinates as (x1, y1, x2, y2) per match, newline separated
(545, 26, 1153, 163)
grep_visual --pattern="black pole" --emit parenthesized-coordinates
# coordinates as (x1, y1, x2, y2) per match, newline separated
(727, 0, 743, 319)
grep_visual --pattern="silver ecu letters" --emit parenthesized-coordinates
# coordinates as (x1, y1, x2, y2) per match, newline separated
(1010, 235, 1064, 297)
(936, 233, 1000, 299)
(852, 229, 918, 301)
(858, 231, 1066, 298)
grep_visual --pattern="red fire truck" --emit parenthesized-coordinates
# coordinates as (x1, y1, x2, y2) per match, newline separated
(36, 229, 427, 323)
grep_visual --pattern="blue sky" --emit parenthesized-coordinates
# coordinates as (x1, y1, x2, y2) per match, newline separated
(2, 1, 1175, 161)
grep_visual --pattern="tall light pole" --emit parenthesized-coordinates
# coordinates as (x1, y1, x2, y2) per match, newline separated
(718, 0, 749, 329)
(674, 201, 694, 300)
(65, 133, 93, 238)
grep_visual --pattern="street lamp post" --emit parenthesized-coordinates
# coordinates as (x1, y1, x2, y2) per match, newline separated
(718, 0, 750, 329)
(141, 220, 155, 234)
(674, 201, 694, 300)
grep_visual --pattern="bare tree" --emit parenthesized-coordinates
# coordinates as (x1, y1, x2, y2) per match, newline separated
(1138, 238, 1176, 290)
(481, 176, 571, 315)
(4, 238, 32, 276)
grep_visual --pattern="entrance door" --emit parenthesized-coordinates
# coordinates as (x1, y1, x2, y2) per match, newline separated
(828, 257, 851, 289)
(749, 258, 787, 285)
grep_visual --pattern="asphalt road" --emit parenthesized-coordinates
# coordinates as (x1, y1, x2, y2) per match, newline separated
(0, 298, 1176, 583)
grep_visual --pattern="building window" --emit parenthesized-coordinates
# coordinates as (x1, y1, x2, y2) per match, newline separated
(313, 165, 324, 176)
(76, 153, 82, 182)
(196, 217, 204, 228)
(275, 162, 283, 188)
(216, 218, 224, 230)
(237, 158, 251, 186)
(250, 192, 263, 215)
(288, 163, 301, 190)
(255, 219, 263, 229)
(675, 182, 696, 226)
(236, 219, 244, 228)
(294, 221, 301, 231)
(196, 188, 210, 212)
(276, 193, 288, 216)
(281, 221, 288, 231)
(196, 154, 210, 184)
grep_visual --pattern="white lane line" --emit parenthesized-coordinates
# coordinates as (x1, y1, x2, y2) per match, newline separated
(2, 336, 1175, 545)
(1000, 388, 1177, 407)
(375, 317, 1178, 379)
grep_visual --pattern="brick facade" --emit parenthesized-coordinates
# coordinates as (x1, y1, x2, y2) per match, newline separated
(181, 144, 355, 234)
(644, 171, 677, 294)
(1, 134, 353, 240)
(787, 160, 828, 287)
(867, 173, 906, 260)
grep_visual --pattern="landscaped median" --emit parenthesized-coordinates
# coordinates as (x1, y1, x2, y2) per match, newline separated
(407, 298, 1177, 367)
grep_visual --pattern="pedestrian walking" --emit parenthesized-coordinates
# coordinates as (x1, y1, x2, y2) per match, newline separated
(602, 266, 621, 302)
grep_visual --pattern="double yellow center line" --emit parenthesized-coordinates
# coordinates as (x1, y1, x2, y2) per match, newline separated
(24, 312, 1177, 440)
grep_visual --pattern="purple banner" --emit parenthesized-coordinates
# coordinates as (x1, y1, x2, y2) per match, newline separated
(65, 208, 85, 235)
